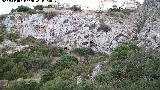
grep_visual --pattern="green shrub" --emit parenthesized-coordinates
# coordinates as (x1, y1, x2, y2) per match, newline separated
(40, 77, 75, 90)
(0, 35, 4, 43)
(123, 48, 160, 81)
(48, 47, 65, 57)
(110, 41, 139, 60)
(35, 45, 58, 56)
(108, 9, 132, 18)
(0, 15, 5, 21)
(95, 48, 160, 89)
(70, 5, 82, 12)
(27, 9, 37, 14)
(41, 54, 77, 83)
(77, 80, 95, 90)
(109, 11, 120, 17)
(72, 48, 94, 56)
(15, 5, 37, 14)
(54, 69, 73, 80)
(121, 9, 132, 16)
(0, 56, 32, 80)
(7, 32, 20, 41)
(41, 70, 55, 83)
(21, 36, 36, 45)
(0, 25, 6, 43)
(11, 8, 16, 13)
(5, 80, 40, 90)
(57, 54, 78, 70)
(34, 5, 43, 10)
(0, 45, 53, 80)
(16, 5, 32, 12)
(41, 77, 64, 90)
(95, 71, 112, 84)
(89, 53, 109, 64)
(0, 25, 5, 33)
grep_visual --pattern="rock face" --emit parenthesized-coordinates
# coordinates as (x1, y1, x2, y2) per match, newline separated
(1, 0, 160, 54)
(3, 10, 136, 53)
(136, 0, 160, 48)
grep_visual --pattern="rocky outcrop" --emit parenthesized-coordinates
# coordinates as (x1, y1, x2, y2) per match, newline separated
(3, 10, 136, 54)
(2, 0, 160, 54)
(136, 0, 160, 48)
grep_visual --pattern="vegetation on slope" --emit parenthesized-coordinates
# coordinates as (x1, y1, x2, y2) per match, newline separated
(1, 40, 160, 90)
(108, 8, 133, 18)
(0, 25, 6, 43)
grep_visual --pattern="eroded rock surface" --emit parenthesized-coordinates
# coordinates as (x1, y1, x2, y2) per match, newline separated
(2, 10, 137, 53)
(136, 0, 160, 48)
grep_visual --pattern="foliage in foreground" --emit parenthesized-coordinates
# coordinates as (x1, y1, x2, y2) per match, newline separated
(5, 80, 40, 90)
(0, 44, 64, 80)
(96, 42, 160, 90)
(4, 42, 160, 90)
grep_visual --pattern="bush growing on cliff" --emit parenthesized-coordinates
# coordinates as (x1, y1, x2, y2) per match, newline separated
(15, 5, 37, 14)
(6, 32, 20, 41)
(11, 8, 16, 13)
(20, 36, 37, 45)
(110, 41, 139, 60)
(0, 25, 6, 43)
(16, 5, 32, 12)
(108, 9, 133, 18)
(72, 48, 94, 56)
(34, 5, 43, 10)
(70, 5, 82, 12)
(57, 54, 78, 70)
(121, 9, 133, 16)
(0, 35, 4, 43)
(0, 15, 5, 21)
(27, 9, 37, 14)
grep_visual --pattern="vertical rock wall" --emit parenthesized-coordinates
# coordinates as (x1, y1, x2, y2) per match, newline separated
(2, 10, 136, 54)
(136, 0, 160, 48)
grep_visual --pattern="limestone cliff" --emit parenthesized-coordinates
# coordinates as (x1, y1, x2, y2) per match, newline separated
(5, 0, 160, 54)
(136, 0, 160, 48)
(2, 10, 136, 54)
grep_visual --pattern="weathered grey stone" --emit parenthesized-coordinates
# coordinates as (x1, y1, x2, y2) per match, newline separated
(136, 0, 160, 48)
(3, 10, 136, 54)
